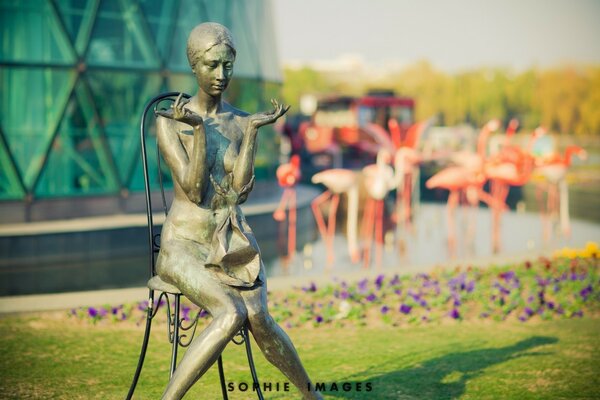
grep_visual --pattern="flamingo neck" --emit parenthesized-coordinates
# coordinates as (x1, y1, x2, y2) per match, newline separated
(477, 127, 491, 158)
(563, 146, 582, 166)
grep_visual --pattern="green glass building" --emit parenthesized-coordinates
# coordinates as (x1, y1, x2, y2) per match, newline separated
(0, 0, 282, 221)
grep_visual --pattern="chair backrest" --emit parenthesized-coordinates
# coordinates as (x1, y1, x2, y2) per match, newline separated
(140, 92, 191, 278)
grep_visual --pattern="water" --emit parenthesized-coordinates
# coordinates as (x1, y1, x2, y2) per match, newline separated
(264, 203, 600, 279)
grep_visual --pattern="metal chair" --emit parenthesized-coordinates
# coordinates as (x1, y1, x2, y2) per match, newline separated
(126, 92, 264, 400)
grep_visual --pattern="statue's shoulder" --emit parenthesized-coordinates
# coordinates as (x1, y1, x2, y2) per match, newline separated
(222, 102, 250, 119)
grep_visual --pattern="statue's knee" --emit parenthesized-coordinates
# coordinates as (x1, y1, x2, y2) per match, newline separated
(248, 307, 272, 328)
(219, 305, 247, 334)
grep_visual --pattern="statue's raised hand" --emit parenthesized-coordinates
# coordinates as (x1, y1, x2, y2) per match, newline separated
(156, 93, 204, 128)
(248, 99, 290, 130)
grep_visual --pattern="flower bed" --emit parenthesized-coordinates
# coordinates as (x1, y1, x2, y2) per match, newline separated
(70, 243, 599, 328)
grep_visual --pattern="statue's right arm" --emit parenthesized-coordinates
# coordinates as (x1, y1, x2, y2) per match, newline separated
(156, 116, 207, 203)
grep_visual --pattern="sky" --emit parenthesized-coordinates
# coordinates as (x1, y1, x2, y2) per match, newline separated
(272, 0, 600, 71)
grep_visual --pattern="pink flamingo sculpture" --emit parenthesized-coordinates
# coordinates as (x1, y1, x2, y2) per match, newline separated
(273, 155, 301, 260)
(485, 126, 546, 252)
(425, 119, 503, 255)
(535, 145, 587, 238)
(390, 119, 435, 229)
(311, 169, 360, 266)
(361, 149, 395, 268)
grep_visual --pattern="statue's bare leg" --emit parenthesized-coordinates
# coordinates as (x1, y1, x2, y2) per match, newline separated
(241, 270, 323, 400)
(157, 240, 248, 400)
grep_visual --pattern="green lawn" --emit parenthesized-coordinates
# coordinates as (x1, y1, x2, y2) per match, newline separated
(1, 313, 598, 399)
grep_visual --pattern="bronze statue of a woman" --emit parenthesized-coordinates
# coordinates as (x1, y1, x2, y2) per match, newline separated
(154, 22, 322, 399)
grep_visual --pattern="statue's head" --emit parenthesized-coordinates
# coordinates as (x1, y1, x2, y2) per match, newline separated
(187, 23, 236, 96)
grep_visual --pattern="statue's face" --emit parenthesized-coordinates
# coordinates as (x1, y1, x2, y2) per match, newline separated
(194, 43, 235, 97)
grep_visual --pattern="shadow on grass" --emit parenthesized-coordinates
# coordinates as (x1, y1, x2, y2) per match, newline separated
(323, 336, 558, 399)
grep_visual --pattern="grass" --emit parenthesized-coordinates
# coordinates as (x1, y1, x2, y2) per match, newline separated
(1, 306, 599, 399)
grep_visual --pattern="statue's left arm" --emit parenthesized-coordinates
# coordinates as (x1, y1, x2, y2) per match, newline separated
(232, 99, 289, 192)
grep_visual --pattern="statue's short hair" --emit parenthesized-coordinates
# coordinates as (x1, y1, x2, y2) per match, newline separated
(186, 22, 236, 67)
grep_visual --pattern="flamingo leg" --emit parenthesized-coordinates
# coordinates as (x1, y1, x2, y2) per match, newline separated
(362, 198, 375, 269)
(288, 188, 297, 260)
(403, 172, 413, 229)
(559, 179, 570, 237)
(273, 188, 291, 222)
(311, 190, 333, 243)
(447, 190, 459, 258)
(374, 199, 384, 268)
(326, 193, 340, 266)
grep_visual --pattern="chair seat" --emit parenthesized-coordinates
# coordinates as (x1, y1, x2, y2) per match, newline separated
(148, 275, 181, 294)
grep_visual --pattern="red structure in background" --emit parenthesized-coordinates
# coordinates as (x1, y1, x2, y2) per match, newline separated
(297, 91, 415, 168)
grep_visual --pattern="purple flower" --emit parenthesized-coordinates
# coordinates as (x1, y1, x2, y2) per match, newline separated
(580, 285, 593, 300)
(453, 296, 462, 307)
(524, 307, 534, 317)
(390, 275, 400, 286)
(480, 312, 490, 318)
(339, 290, 350, 300)
(137, 301, 149, 311)
(99, 308, 108, 317)
(357, 279, 369, 293)
(547, 301, 555, 310)
(380, 305, 390, 314)
(70, 308, 77, 316)
(315, 315, 323, 323)
(87, 307, 98, 318)
(111, 307, 120, 315)
(449, 309, 460, 319)
(182, 306, 191, 321)
(572, 310, 584, 318)
(375, 274, 385, 289)
(399, 304, 412, 314)
(518, 315, 528, 322)
(465, 280, 475, 293)
(366, 293, 377, 302)
(303, 282, 317, 292)
(499, 271, 515, 281)
(536, 276, 549, 287)
(419, 299, 428, 308)
(394, 289, 403, 296)
(199, 309, 209, 318)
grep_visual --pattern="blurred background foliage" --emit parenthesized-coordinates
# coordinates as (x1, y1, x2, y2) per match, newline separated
(283, 61, 600, 136)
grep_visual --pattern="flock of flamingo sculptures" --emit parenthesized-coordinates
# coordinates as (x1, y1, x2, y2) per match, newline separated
(273, 119, 587, 267)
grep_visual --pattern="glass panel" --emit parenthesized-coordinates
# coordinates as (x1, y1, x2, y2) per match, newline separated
(0, 0, 76, 64)
(230, 1, 261, 79)
(225, 78, 281, 180)
(35, 83, 120, 197)
(128, 125, 173, 192)
(205, 0, 230, 26)
(55, 0, 99, 56)
(167, 0, 209, 72)
(86, 71, 162, 185)
(86, 0, 159, 68)
(0, 67, 76, 190)
(166, 73, 197, 96)
(138, 0, 178, 63)
(0, 130, 25, 199)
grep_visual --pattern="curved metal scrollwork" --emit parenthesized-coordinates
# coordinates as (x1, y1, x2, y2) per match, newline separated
(232, 329, 247, 345)
(178, 311, 201, 347)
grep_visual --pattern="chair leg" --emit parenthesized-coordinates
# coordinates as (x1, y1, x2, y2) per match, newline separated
(170, 294, 181, 377)
(126, 289, 155, 400)
(217, 355, 229, 400)
(242, 325, 264, 400)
